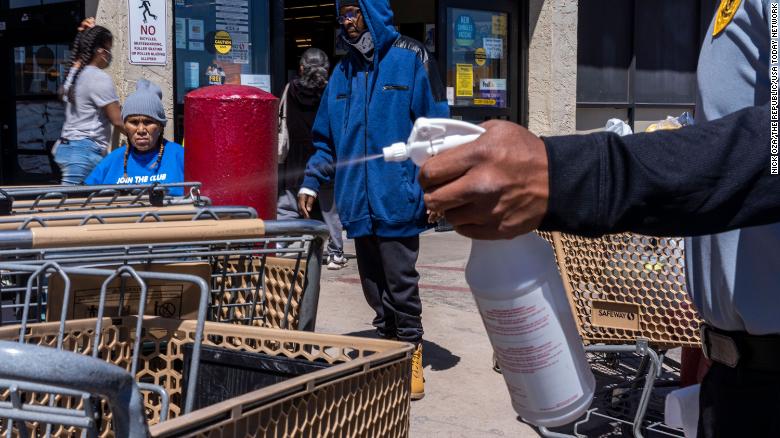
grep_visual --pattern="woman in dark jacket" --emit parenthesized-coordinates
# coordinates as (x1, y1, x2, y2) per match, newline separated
(278, 48, 347, 269)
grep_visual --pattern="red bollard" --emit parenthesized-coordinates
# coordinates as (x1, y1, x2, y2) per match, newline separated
(184, 85, 278, 219)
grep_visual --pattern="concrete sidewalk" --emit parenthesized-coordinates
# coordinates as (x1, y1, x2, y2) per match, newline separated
(314, 230, 540, 437)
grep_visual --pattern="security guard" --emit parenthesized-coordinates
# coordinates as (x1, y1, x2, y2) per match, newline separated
(687, 1, 777, 436)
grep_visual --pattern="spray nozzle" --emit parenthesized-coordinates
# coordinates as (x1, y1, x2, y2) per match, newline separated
(382, 118, 486, 166)
(383, 141, 412, 162)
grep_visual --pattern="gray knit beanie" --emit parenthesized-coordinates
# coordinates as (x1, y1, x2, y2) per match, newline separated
(121, 79, 167, 126)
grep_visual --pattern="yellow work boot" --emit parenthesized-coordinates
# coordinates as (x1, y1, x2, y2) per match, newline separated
(411, 343, 425, 400)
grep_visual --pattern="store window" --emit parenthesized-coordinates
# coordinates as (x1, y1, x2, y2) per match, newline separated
(12, 43, 70, 178)
(173, 0, 272, 138)
(445, 8, 509, 110)
(576, 0, 717, 130)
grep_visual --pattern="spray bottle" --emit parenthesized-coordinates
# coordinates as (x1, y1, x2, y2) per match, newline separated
(384, 118, 595, 427)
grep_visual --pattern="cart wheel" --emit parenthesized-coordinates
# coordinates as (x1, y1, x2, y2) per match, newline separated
(605, 352, 621, 369)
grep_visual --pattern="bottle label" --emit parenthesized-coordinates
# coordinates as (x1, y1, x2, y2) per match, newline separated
(474, 282, 585, 413)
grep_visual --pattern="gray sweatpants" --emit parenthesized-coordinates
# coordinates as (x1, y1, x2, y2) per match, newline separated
(277, 185, 344, 256)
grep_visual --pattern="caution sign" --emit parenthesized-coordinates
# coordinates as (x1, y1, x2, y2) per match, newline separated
(214, 30, 233, 55)
(474, 48, 487, 66)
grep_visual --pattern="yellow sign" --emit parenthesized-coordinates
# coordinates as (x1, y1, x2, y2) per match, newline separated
(713, 0, 742, 36)
(456, 64, 473, 97)
(492, 15, 507, 36)
(474, 48, 487, 66)
(214, 30, 232, 54)
(473, 98, 496, 106)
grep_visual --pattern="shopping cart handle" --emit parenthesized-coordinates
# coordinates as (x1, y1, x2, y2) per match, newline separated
(10, 218, 266, 249)
(0, 218, 332, 249)
(264, 219, 330, 239)
(0, 340, 149, 438)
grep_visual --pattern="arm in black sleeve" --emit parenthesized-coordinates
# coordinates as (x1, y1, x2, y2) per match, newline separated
(539, 104, 779, 237)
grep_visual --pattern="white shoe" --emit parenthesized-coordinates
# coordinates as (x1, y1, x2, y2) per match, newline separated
(326, 254, 348, 270)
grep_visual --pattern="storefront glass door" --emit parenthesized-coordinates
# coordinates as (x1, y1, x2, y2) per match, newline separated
(173, 0, 272, 140)
(0, 1, 82, 185)
(437, 0, 521, 123)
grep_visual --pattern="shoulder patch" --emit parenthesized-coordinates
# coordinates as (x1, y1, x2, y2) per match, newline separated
(393, 36, 430, 65)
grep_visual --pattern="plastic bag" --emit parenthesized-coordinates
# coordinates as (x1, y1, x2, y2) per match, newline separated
(605, 118, 633, 136)
(645, 112, 694, 133)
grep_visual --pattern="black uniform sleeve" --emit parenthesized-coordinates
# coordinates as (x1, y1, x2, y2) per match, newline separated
(539, 104, 779, 237)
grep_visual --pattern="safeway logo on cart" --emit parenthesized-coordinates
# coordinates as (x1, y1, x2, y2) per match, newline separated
(591, 300, 641, 331)
(598, 309, 636, 321)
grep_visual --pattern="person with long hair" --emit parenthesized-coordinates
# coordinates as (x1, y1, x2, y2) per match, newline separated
(84, 80, 184, 195)
(277, 48, 347, 270)
(54, 23, 123, 185)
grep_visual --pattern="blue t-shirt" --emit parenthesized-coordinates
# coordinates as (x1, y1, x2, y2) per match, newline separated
(85, 140, 185, 196)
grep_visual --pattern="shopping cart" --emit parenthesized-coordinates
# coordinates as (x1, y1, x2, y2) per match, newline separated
(537, 231, 702, 438)
(0, 219, 330, 331)
(0, 205, 257, 230)
(0, 340, 151, 438)
(0, 262, 413, 437)
(0, 182, 208, 216)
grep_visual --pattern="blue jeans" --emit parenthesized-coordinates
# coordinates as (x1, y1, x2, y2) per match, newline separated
(53, 139, 105, 185)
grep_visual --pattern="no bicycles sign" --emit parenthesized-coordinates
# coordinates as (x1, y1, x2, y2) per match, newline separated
(128, 0, 168, 65)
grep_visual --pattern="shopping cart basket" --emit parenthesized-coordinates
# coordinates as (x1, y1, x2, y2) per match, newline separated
(0, 219, 329, 331)
(0, 182, 208, 216)
(536, 231, 702, 438)
(0, 263, 413, 438)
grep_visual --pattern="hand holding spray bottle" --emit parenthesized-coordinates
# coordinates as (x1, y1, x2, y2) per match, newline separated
(384, 118, 595, 427)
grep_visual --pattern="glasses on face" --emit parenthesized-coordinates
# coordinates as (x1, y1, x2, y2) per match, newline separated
(337, 10, 360, 25)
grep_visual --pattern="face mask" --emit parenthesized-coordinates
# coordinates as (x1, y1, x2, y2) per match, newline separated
(341, 30, 374, 62)
(101, 48, 113, 66)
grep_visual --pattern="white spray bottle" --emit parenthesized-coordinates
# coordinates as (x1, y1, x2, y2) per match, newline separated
(384, 118, 595, 427)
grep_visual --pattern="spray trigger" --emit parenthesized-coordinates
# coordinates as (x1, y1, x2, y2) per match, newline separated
(383, 118, 486, 166)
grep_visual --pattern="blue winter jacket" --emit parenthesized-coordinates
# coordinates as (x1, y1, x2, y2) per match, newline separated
(301, 0, 450, 238)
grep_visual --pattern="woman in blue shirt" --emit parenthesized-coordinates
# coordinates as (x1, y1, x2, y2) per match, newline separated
(85, 79, 184, 195)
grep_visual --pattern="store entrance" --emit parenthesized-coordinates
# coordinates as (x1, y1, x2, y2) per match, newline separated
(0, 2, 82, 185)
(281, 0, 437, 84)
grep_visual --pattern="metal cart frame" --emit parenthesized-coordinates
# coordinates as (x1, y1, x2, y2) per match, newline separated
(0, 183, 208, 216)
(0, 219, 329, 331)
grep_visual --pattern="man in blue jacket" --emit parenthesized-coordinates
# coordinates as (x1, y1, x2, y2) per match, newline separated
(297, 0, 449, 400)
